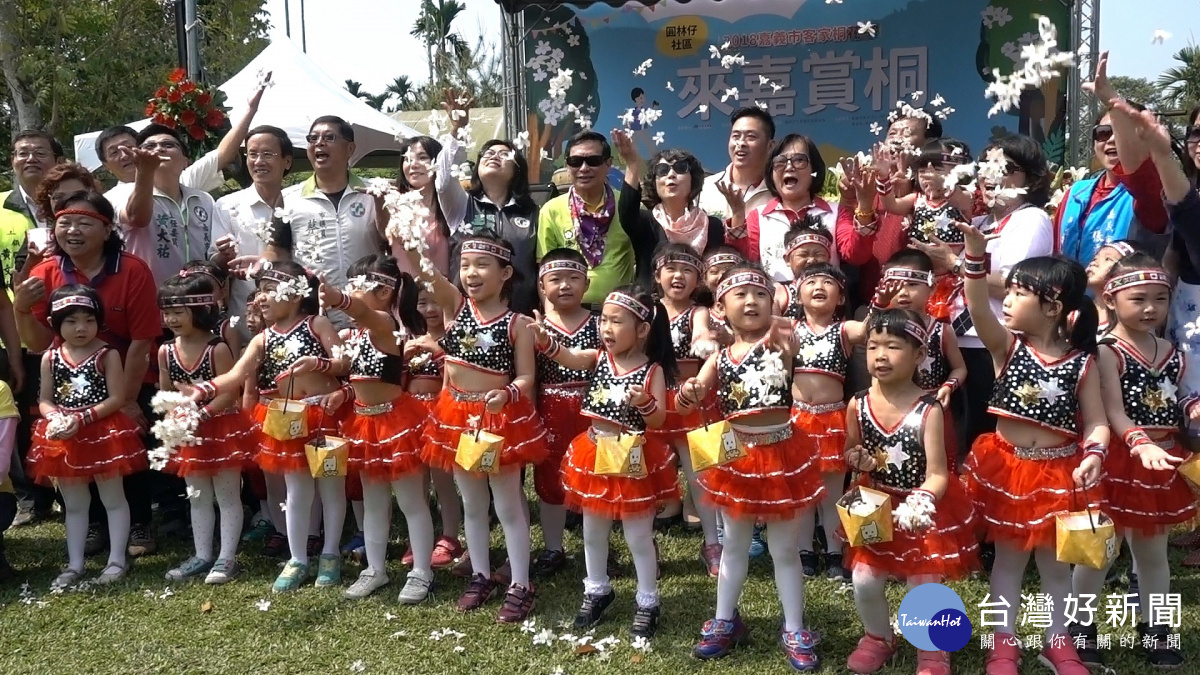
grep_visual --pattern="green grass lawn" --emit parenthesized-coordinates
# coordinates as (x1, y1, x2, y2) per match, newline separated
(1, 497, 1197, 675)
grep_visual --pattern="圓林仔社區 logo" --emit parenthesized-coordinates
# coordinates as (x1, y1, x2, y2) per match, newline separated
(896, 583, 973, 652)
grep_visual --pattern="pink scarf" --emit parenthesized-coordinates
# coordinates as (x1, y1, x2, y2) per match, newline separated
(652, 204, 709, 254)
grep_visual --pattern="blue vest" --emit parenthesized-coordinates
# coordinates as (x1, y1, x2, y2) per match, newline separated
(1058, 173, 1136, 265)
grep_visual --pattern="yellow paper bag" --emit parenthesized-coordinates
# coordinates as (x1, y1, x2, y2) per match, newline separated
(837, 486, 894, 547)
(1056, 511, 1119, 569)
(1179, 453, 1200, 494)
(686, 420, 747, 472)
(305, 436, 349, 478)
(455, 430, 503, 474)
(594, 433, 648, 478)
(263, 399, 308, 441)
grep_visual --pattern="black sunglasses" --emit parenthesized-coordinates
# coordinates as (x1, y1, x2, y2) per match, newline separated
(1092, 124, 1114, 143)
(653, 159, 691, 177)
(1186, 126, 1200, 144)
(565, 154, 606, 169)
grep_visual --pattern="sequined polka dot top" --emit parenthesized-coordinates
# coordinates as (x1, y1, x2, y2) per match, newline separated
(913, 319, 950, 391)
(51, 346, 112, 410)
(987, 337, 1092, 438)
(410, 351, 444, 382)
(857, 391, 935, 492)
(581, 352, 657, 432)
(780, 283, 804, 321)
(670, 305, 699, 363)
(439, 299, 517, 377)
(537, 314, 600, 385)
(1105, 336, 1187, 432)
(258, 316, 328, 394)
(164, 339, 222, 384)
(717, 337, 793, 419)
(348, 328, 405, 386)
(792, 320, 850, 382)
(909, 197, 966, 246)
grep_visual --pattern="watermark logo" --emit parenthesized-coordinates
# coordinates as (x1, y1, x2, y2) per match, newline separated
(897, 583, 973, 652)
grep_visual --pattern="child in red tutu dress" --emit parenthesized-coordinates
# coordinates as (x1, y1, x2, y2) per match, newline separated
(532, 284, 679, 639)
(531, 249, 599, 577)
(411, 233, 546, 623)
(679, 266, 826, 670)
(842, 309, 979, 675)
(29, 286, 144, 588)
(157, 271, 253, 585)
(954, 223, 1107, 675)
(1071, 255, 1193, 669)
(319, 254, 436, 603)
(183, 261, 350, 593)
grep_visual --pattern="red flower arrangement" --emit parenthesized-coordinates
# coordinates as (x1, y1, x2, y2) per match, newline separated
(145, 68, 229, 157)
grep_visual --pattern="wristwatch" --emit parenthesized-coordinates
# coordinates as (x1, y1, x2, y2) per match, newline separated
(950, 259, 963, 276)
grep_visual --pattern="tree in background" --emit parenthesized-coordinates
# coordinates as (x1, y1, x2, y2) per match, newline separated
(1157, 44, 1200, 112)
(386, 76, 417, 110)
(411, 0, 468, 91)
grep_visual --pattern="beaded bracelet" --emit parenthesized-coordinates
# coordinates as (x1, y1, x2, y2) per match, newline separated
(635, 398, 658, 416)
(81, 407, 97, 425)
(963, 261, 987, 275)
(339, 383, 354, 400)
(911, 488, 936, 503)
(1082, 440, 1107, 458)
(963, 252, 986, 262)
(1123, 427, 1154, 448)
(334, 290, 352, 311)
(943, 377, 961, 392)
(197, 380, 218, 401)
(199, 405, 214, 422)
(505, 383, 521, 404)
(536, 337, 561, 358)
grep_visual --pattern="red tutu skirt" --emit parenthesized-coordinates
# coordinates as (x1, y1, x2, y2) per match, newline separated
(698, 424, 826, 520)
(252, 399, 343, 474)
(791, 401, 848, 474)
(644, 386, 714, 441)
(29, 412, 146, 485)
(420, 388, 548, 474)
(167, 408, 254, 477)
(410, 391, 438, 414)
(963, 433, 1104, 550)
(1104, 436, 1198, 535)
(536, 385, 589, 505)
(927, 275, 959, 322)
(342, 396, 427, 481)
(843, 477, 980, 580)
(561, 429, 679, 518)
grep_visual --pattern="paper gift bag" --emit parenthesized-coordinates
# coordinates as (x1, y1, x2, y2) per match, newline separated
(594, 433, 648, 478)
(305, 436, 349, 478)
(1056, 510, 1119, 569)
(455, 430, 503, 474)
(1179, 453, 1200, 494)
(264, 399, 309, 441)
(837, 486, 894, 547)
(686, 420, 747, 472)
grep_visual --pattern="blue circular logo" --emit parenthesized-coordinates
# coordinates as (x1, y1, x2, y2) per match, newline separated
(896, 583, 973, 652)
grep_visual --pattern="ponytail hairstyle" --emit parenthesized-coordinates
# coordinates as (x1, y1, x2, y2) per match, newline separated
(49, 284, 105, 335)
(652, 241, 710, 307)
(346, 253, 427, 336)
(181, 259, 230, 307)
(604, 283, 679, 387)
(1100, 251, 1171, 334)
(158, 272, 222, 332)
(796, 261, 848, 319)
(457, 229, 520, 301)
(866, 307, 929, 350)
(1006, 255, 1097, 354)
(255, 260, 320, 316)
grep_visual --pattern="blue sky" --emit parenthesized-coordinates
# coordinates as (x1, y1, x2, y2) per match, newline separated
(261, 0, 1198, 96)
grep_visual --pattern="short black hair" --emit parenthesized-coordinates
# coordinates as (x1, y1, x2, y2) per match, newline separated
(565, 130, 611, 161)
(12, 129, 64, 158)
(158, 272, 222, 333)
(136, 124, 185, 148)
(730, 107, 775, 140)
(49, 284, 104, 335)
(765, 134, 826, 202)
(468, 140, 536, 213)
(95, 126, 138, 161)
(983, 134, 1050, 207)
(884, 248, 934, 273)
(539, 247, 588, 268)
(245, 125, 295, 173)
(783, 213, 833, 248)
(866, 308, 927, 349)
(310, 115, 354, 142)
(631, 87, 645, 101)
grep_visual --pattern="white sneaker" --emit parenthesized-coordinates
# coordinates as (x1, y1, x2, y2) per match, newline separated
(343, 568, 390, 599)
(52, 567, 83, 589)
(397, 570, 434, 605)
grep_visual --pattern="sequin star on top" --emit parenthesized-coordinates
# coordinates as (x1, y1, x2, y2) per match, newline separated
(51, 346, 111, 410)
(580, 352, 657, 432)
(164, 339, 222, 384)
(669, 306, 697, 362)
(908, 196, 965, 246)
(348, 327, 405, 385)
(257, 316, 328, 394)
(858, 391, 936, 492)
(537, 313, 600, 385)
(987, 337, 1091, 438)
(914, 319, 950, 391)
(439, 299, 517, 377)
(717, 337, 792, 419)
(1105, 336, 1187, 432)
(792, 320, 850, 382)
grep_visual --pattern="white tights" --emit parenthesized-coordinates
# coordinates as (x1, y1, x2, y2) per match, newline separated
(853, 566, 940, 638)
(991, 543, 1072, 635)
(718, 513, 808, 632)
(1072, 530, 1171, 625)
(362, 474, 435, 578)
(281, 472, 346, 562)
(185, 470, 242, 561)
(430, 468, 462, 539)
(61, 477, 128, 572)
(676, 440, 719, 546)
(798, 472, 845, 554)
(456, 468, 530, 587)
(582, 511, 657, 607)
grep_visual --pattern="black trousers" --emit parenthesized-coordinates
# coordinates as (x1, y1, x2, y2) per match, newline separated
(960, 347, 998, 452)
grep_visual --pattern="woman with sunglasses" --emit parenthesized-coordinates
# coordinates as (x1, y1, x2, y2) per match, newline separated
(1056, 52, 1170, 264)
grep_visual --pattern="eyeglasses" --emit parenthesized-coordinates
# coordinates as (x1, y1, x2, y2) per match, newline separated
(15, 150, 51, 161)
(565, 154, 606, 169)
(653, 159, 691, 177)
(771, 153, 810, 170)
(305, 133, 340, 144)
(141, 141, 181, 151)
(246, 151, 280, 161)
(480, 148, 514, 161)
(1092, 124, 1114, 143)
(1186, 126, 1200, 144)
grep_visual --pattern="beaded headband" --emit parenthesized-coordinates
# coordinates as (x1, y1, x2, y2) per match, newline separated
(654, 252, 702, 273)
(538, 259, 588, 278)
(1103, 269, 1171, 295)
(716, 271, 772, 300)
(1105, 241, 1136, 258)
(704, 253, 742, 270)
(365, 271, 398, 288)
(461, 238, 512, 263)
(883, 267, 933, 286)
(159, 294, 217, 309)
(259, 269, 300, 286)
(785, 234, 831, 259)
(604, 292, 651, 321)
(54, 208, 111, 226)
(904, 319, 929, 344)
(799, 268, 845, 289)
(180, 267, 223, 288)
(50, 295, 96, 313)
(1008, 270, 1061, 301)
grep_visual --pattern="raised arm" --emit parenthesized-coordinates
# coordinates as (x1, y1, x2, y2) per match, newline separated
(954, 221, 1012, 356)
(404, 247, 462, 326)
(122, 148, 164, 229)
(1084, 52, 1151, 175)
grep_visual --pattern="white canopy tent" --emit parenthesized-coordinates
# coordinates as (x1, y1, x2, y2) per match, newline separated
(72, 38, 418, 170)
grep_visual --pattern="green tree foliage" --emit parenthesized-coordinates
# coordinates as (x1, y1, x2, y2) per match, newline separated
(1157, 44, 1200, 112)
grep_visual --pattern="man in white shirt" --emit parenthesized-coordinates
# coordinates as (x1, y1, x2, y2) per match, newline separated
(697, 107, 777, 226)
